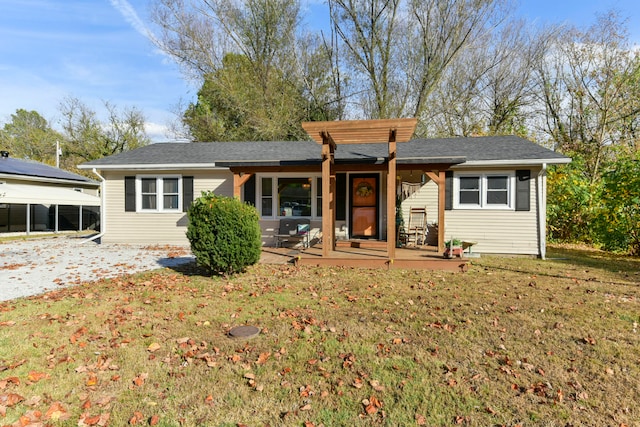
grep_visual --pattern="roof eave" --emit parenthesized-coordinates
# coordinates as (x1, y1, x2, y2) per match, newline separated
(453, 158, 571, 168)
(397, 156, 467, 165)
(217, 160, 322, 168)
(78, 163, 222, 171)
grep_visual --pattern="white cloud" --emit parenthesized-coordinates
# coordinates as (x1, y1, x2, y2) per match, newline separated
(108, 0, 160, 45)
(145, 121, 172, 142)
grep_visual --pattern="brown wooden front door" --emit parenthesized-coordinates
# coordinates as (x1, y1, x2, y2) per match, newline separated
(349, 174, 379, 239)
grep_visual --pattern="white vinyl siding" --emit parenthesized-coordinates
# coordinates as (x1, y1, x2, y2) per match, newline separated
(399, 168, 541, 255)
(102, 170, 233, 244)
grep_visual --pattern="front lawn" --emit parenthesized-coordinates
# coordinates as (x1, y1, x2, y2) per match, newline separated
(1, 246, 638, 426)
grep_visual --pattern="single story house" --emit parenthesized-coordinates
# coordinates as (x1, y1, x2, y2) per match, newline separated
(78, 119, 570, 259)
(0, 151, 101, 234)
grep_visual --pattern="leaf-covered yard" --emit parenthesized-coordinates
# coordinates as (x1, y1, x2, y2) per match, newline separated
(1, 246, 638, 426)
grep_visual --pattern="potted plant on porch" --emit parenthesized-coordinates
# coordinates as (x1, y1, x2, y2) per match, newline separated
(443, 238, 463, 258)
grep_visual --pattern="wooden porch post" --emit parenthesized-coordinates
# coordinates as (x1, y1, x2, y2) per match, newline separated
(387, 130, 397, 258)
(321, 133, 336, 257)
(437, 170, 446, 253)
(233, 172, 254, 199)
(425, 171, 447, 254)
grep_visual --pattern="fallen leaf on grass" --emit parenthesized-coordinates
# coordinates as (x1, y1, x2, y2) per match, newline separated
(78, 411, 110, 426)
(131, 373, 148, 387)
(70, 326, 88, 344)
(577, 391, 589, 400)
(27, 371, 49, 383)
(129, 411, 144, 424)
(23, 395, 42, 407)
(13, 410, 42, 425)
(299, 384, 313, 397)
(256, 352, 270, 365)
(0, 377, 20, 389)
(0, 392, 24, 407)
(363, 396, 382, 415)
(147, 343, 161, 352)
(369, 379, 385, 391)
(45, 401, 70, 421)
(86, 373, 99, 387)
(94, 396, 114, 408)
(8, 359, 26, 370)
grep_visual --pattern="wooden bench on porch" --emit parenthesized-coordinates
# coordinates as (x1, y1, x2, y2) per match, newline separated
(274, 218, 311, 248)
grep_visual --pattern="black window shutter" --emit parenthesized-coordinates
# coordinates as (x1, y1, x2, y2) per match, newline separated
(244, 175, 256, 206)
(515, 170, 531, 211)
(445, 171, 453, 210)
(336, 173, 347, 221)
(182, 176, 194, 212)
(124, 176, 136, 212)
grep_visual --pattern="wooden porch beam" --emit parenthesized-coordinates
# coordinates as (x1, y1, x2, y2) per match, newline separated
(321, 130, 337, 152)
(233, 173, 254, 199)
(424, 171, 441, 186)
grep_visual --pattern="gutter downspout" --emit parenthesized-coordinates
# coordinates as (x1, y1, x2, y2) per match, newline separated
(537, 163, 547, 259)
(81, 168, 105, 244)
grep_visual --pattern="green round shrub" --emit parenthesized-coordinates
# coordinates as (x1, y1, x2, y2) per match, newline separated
(186, 192, 261, 274)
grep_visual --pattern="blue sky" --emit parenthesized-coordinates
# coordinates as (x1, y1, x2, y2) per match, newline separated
(1, 0, 639, 142)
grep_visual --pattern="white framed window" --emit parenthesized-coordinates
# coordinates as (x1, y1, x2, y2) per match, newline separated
(136, 176, 182, 212)
(316, 177, 323, 217)
(260, 177, 273, 217)
(453, 172, 514, 209)
(258, 174, 321, 219)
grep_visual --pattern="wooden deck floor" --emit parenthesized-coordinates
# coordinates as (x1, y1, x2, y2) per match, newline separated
(262, 241, 469, 271)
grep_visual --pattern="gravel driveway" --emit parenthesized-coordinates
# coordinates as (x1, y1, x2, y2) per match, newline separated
(0, 236, 295, 302)
(0, 236, 195, 302)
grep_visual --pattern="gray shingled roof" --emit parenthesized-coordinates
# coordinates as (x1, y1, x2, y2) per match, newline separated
(402, 136, 568, 162)
(79, 135, 569, 169)
(0, 156, 98, 184)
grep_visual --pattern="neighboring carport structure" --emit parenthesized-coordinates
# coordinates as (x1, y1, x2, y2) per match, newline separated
(0, 152, 100, 234)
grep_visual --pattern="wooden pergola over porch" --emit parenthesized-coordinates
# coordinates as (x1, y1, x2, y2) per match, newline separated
(230, 119, 458, 267)
(301, 118, 448, 258)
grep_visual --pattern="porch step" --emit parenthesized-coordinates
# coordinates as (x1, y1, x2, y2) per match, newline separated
(336, 239, 388, 250)
(296, 256, 468, 272)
